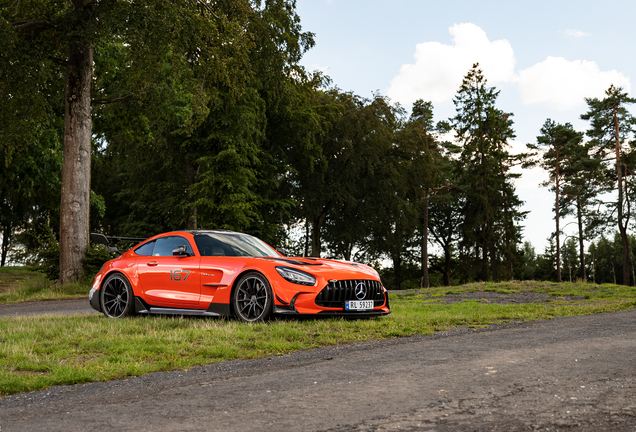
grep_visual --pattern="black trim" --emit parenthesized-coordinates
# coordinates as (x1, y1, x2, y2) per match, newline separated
(315, 280, 385, 308)
(91, 232, 146, 256)
(259, 257, 323, 266)
(290, 292, 301, 311)
(202, 283, 228, 288)
(148, 307, 220, 317)
(206, 302, 231, 316)
(91, 233, 146, 245)
(273, 293, 300, 314)
(135, 297, 149, 314)
(274, 305, 297, 314)
(133, 298, 228, 317)
(90, 290, 101, 312)
(275, 294, 289, 305)
(317, 310, 391, 317)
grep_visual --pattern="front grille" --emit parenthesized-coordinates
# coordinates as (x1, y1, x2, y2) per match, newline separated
(315, 279, 385, 308)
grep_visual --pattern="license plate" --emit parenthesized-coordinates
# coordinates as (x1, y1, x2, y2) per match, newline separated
(345, 300, 374, 311)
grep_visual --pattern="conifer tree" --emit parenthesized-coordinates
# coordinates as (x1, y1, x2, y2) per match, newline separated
(528, 120, 583, 282)
(451, 64, 525, 281)
(408, 100, 443, 288)
(560, 138, 607, 281)
(581, 85, 636, 285)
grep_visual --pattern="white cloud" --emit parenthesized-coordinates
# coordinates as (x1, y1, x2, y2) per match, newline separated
(386, 23, 516, 106)
(309, 64, 331, 75)
(388, 23, 632, 115)
(564, 29, 589, 38)
(517, 57, 632, 111)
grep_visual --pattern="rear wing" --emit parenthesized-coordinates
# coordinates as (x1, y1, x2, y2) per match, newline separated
(90, 233, 147, 256)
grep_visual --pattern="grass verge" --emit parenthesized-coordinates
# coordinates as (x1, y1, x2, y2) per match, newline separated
(0, 266, 88, 304)
(1, 280, 635, 396)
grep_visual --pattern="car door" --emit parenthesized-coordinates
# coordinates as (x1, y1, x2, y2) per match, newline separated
(136, 236, 201, 306)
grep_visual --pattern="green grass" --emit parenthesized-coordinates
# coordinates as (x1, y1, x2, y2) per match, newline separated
(1, 280, 636, 396)
(0, 266, 88, 304)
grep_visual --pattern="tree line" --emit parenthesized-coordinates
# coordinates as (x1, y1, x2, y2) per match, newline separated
(1, 1, 635, 288)
(526, 85, 636, 287)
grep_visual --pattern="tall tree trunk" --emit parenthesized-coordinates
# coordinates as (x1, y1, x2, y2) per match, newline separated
(443, 245, 451, 286)
(186, 159, 198, 230)
(576, 199, 586, 281)
(554, 148, 562, 283)
(393, 254, 402, 290)
(619, 224, 629, 285)
(343, 243, 351, 261)
(614, 106, 631, 285)
(420, 192, 429, 288)
(1, 224, 10, 267)
(490, 245, 498, 281)
(310, 210, 328, 257)
(303, 218, 309, 257)
(480, 247, 488, 281)
(59, 38, 93, 285)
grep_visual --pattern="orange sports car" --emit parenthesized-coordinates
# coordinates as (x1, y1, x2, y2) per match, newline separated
(89, 230, 390, 322)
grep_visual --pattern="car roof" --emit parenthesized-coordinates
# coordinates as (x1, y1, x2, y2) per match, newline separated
(181, 229, 243, 235)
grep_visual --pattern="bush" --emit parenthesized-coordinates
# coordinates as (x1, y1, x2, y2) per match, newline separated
(82, 244, 112, 282)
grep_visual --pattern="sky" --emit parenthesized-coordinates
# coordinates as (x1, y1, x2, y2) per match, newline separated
(295, 0, 636, 253)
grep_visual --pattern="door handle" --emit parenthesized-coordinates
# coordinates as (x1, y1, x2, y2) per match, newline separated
(147, 261, 158, 266)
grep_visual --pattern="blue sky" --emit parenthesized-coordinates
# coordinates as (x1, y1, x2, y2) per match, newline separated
(295, 0, 636, 252)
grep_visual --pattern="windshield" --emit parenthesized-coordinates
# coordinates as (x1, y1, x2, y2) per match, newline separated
(193, 232, 278, 257)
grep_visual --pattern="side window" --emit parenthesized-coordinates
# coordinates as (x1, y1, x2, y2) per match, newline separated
(152, 236, 194, 257)
(135, 241, 156, 256)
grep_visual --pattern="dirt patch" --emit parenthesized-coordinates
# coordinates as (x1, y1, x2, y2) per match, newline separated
(428, 291, 584, 304)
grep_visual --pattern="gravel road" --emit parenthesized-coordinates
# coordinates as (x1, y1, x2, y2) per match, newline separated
(1, 306, 635, 431)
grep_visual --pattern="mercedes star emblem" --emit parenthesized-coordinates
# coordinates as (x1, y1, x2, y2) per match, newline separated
(355, 281, 367, 300)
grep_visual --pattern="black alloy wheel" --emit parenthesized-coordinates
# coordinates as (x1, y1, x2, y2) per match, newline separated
(232, 272, 273, 323)
(100, 273, 135, 318)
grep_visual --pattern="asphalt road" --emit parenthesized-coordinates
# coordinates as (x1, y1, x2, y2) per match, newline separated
(0, 299, 97, 318)
(1, 307, 635, 431)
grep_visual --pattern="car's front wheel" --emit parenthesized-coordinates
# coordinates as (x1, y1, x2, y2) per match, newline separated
(232, 272, 273, 323)
(100, 273, 135, 318)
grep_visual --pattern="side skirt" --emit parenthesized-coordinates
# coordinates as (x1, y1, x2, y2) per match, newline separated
(134, 297, 226, 317)
(148, 308, 220, 318)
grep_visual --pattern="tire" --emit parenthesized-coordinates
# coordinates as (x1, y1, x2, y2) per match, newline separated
(232, 272, 273, 323)
(100, 273, 135, 318)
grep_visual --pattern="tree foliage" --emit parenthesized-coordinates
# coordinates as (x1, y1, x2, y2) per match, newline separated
(6, 6, 636, 290)
(451, 63, 526, 281)
(581, 85, 636, 285)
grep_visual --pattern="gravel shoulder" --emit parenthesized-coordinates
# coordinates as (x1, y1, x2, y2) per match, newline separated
(1, 308, 635, 431)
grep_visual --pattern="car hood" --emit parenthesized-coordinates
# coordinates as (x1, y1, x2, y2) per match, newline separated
(257, 256, 380, 280)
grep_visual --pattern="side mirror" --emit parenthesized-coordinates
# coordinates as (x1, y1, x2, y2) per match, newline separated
(172, 245, 191, 256)
(276, 248, 288, 257)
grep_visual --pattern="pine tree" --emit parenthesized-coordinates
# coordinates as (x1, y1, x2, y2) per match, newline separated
(451, 64, 526, 281)
(581, 85, 636, 285)
(560, 139, 608, 281)
(528, 120, 584, 282)
(408, 100, 443, 288)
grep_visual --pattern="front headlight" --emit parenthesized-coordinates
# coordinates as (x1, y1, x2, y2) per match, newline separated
(275, 266, 316, 286)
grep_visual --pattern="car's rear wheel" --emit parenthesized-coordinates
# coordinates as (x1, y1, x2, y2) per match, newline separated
(101, 273, 135, 318)
(232, 272, 273, 323)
